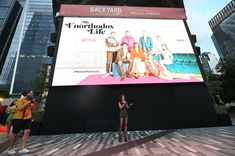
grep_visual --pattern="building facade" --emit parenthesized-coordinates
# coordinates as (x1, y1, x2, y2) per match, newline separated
(0, 0, 22, 73)
(200, 52, 219, 74)
(0, 0, 54, 93)
(209, 0, 235, 60)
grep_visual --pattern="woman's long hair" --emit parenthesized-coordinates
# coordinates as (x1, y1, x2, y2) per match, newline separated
(133, 42, 140, 48)
(161, 44, 169, 51)
(9, 100, 17, 107)
(119, 94, 125, 102)
(25, 89, 33, 95)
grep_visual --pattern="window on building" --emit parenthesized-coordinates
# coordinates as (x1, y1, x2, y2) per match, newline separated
(221, 10, 226, 18)
(224, 8, 229, 16)
(218, 13, 223, 21)
(232, 0, 235, 6)
(228, 4, 233, 13)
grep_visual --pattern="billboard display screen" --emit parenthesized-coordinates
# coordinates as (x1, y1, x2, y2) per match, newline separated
(52, 16, 203, 86)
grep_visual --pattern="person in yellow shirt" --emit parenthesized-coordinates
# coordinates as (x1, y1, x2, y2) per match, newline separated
(8, 89, 36, 155)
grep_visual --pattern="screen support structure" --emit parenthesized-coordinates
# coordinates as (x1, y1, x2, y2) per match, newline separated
(40, 5, 220, 135)
(48, 17, 64, 87)
(183, 19, 207, 82)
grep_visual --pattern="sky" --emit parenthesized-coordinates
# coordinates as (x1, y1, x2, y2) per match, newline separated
(184, 0, 231, 58)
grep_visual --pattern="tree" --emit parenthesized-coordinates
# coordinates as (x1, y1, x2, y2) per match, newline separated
(207, 80, 223, 96)
(205, 70, 223, 97)
(217, 59, 235, 103)
(32, 65, 49, 92)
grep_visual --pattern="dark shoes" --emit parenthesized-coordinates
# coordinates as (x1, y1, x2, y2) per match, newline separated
(124, 134, 128, 142)
(119, 132, 128, 142)
(119, 132, 122, 142)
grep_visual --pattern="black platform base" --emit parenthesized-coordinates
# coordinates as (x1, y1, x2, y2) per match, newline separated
(41, 83, 220, 134)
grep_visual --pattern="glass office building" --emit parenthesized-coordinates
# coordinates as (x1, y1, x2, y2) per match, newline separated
(0, 0, 54, 93)
(0, 0, 22, 74)
(209, 0, 235, 60)
(200, 52, 219, 74)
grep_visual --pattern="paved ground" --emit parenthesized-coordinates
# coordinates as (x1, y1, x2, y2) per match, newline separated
(0, 132, 8, 146)
(113, 126, 235, 156)
(0, 115, 235, 156)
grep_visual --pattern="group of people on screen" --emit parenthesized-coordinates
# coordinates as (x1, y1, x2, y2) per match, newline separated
(104, 30, 183, 81)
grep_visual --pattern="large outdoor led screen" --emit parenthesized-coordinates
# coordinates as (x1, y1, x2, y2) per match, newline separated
(52, 17, 203, 86)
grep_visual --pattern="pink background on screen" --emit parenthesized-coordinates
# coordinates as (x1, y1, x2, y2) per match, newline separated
(78, 74, 202, 85)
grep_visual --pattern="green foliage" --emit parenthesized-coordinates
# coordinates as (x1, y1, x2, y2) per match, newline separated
(207, 72, 221, 81)
(206, 70, 223, 97)
(32, 110, 44, 122)
(32, 65, 48, 92)
(213, 104, 228, 114)
(219, 59, 235, 103)
(207, 81, 223, 95)
(208, 58, 235, 103)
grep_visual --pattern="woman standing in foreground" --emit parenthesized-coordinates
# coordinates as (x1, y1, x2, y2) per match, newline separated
(6, 100, 17, 136)
(118, 94, 133, 142)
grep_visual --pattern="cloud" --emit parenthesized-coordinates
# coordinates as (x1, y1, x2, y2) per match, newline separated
(184, 0, 204, 9)
(183, 0, 232, 58)
(187, 12, 212, 42)
(184, 1, 222, 57)
(186, 11, 217, 54)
